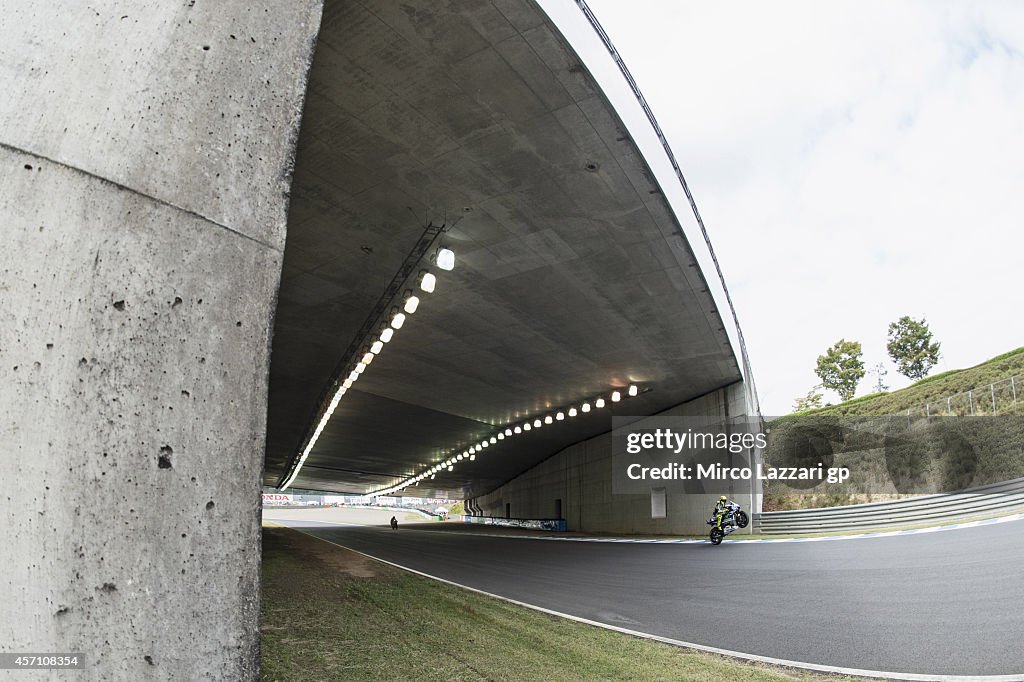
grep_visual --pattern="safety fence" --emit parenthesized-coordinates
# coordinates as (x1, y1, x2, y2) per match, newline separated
(755, 476, 1024, 534)
(904, 373, 1023, 417)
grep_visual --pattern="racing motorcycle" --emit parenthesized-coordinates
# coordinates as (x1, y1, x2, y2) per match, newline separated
(707, 502, 749, 545)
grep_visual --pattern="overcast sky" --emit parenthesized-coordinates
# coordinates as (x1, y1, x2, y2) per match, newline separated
(585, 0, 1024, 414)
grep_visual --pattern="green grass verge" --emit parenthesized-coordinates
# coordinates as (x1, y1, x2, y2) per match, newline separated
(260, 525, 863, 682)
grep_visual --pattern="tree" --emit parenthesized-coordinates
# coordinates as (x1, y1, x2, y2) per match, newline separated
(815, 339, 865, 401)
(792, 385, 824, 413)
(887, 316, 941, 380)
(869, 362, 889, 393)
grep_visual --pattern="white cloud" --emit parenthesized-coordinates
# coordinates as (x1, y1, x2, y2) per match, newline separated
(588, 0, 1024, 413)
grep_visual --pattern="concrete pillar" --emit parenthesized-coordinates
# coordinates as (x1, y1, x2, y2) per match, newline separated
(0, 2, 322, 679)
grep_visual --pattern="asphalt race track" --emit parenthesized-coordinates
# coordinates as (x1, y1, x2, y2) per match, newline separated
(266, 511, 1024, 678)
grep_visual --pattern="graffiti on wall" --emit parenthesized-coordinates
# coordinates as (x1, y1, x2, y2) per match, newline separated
(463, 516, 567, 532)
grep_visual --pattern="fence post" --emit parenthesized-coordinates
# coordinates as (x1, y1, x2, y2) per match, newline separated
(969, 390, 974, 416)
(1013, 376, 1017, 405)
(947, 396, 951, 416)
(991, 383, 996, 414)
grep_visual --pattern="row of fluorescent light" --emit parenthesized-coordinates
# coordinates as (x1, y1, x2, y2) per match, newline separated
(371, 384, 642, 496)
(281, 247, 456, 490)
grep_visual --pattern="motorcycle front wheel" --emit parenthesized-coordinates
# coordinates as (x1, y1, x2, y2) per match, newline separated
(735, 511, 749, 529)
(710, 527, 724, 545)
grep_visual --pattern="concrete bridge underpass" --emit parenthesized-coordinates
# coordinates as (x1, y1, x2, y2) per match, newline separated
(1, 1, 756, 678)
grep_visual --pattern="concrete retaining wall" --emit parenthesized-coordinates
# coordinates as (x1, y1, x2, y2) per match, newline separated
(472, 383, 759, 535)
(0, 2, 322, 679)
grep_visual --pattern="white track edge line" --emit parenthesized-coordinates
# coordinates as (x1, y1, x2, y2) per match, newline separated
(274, 523, 1023, 682)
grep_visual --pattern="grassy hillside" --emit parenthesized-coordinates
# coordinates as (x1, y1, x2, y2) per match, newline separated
(764, 347, 1024, 511)
(797, 346, 1024, 418)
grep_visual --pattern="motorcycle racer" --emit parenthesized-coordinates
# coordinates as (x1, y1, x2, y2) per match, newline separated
(712, 495, 739, 529)
(707, 496, 748, 544)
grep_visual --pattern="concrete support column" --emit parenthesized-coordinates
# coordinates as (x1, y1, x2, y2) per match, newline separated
(0, 2, 321, 679)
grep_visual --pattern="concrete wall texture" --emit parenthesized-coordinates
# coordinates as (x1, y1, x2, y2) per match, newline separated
(473, 383, 760, 535)
(0, 2, 322, 679)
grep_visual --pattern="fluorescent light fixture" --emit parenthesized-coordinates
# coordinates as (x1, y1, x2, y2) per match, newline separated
(343, 378, 353, 389)
(391, 311, 406, 329)
(361, 352, 374, 365)
(403, 294, 420, 314)
(370, 340, 384, 354)
(436, 247, 455, 271)
(348, 371, 359, 382)
(380, 327, 394, 343)
(362, 376, 622, 493)
(628, 385, 638, 397)
(354, 362, 366, 374)
(419, 271, 436, 293)
(430, 474, 435, 479)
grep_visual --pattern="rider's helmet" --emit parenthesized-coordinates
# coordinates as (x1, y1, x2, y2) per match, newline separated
(719, 496, 727, 503)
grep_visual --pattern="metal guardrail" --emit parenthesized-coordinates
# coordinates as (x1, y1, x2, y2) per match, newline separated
(904, 372, 1022, 417)
(755, 476, 1024, 534)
